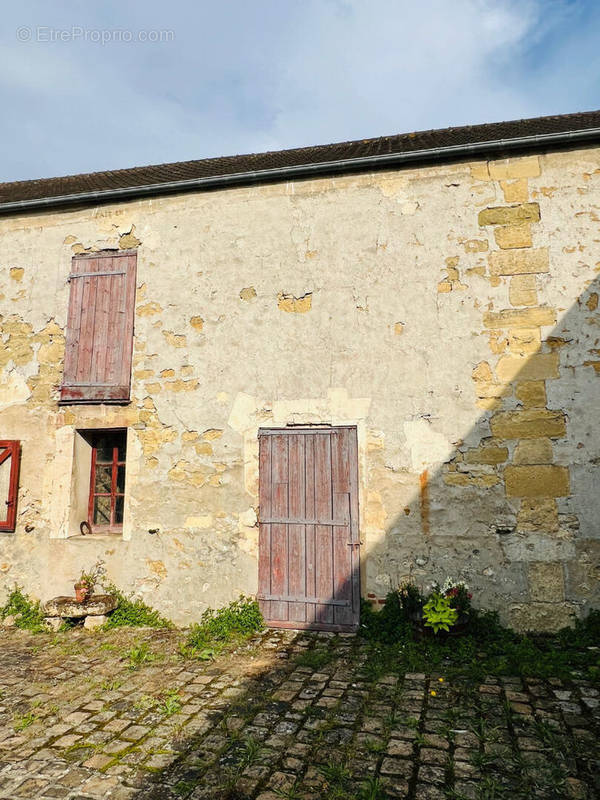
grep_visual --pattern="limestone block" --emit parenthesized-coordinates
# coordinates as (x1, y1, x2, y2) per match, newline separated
(488, 156, 541, 180)
(84, 615, 108, 630)
(478, 203, 540, 227)
(507, 328, 541, 355)
(44, 594, 118, 619)
(515, 381, 546, 408)
(500, 179, 528, 203)
(496, 352, 559, 383)
(513, 438, 553, 464)
(44, 617, 62, 632)
(464, 445, 509, 465)
(488, 248, 549, 276)
(529, 562, 565, 602)
(509, 602, 576, 633)
(509, 275, 538, 307)
(517, 498, 559, 532)
(505, 465, 570, 498)
(494, 224, 532, 250)
(483, 306, 555, 329)
(490, 409, 566, 440)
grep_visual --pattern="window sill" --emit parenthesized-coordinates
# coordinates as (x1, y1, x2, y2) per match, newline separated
(58, 399, 131, 406)
(66, 532, 123, 541)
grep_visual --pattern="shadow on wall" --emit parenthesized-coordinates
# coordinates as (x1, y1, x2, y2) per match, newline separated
(365, 272, 600, 632)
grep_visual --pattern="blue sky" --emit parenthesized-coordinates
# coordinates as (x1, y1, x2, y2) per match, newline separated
(2, 0, 600, 182)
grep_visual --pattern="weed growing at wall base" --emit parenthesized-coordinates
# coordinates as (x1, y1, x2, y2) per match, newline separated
(360, 594, 600, 682)
(182, 596, 263, 659)
(102, 583, 172, 629)
(0, 586, 47, 632)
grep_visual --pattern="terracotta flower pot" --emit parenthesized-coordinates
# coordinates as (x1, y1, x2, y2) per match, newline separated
(74, 583, 91, 603)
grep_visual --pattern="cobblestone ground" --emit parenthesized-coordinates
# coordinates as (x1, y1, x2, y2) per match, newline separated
(0, 628, 598, 800)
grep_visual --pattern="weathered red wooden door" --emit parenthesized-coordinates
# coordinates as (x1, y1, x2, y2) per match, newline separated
(258, 427, 360, 632)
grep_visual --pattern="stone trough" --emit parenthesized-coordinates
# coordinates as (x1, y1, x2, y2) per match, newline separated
(44, 594, 118, 630)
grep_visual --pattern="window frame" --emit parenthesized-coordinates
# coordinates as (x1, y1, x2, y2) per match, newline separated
(0, 440, 20, 533)
(86, 430, 127, 535)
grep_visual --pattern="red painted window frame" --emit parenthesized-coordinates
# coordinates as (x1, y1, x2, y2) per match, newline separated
(0, 441, 21, 532)
(87, 433, 126, 534)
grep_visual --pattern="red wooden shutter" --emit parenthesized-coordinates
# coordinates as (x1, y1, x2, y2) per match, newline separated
(0, 441, 21, 532)
(60, 251, 137, 403)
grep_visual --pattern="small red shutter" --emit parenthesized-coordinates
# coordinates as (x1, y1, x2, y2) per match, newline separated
(0, 441, 21, 532)
(60, 251, 137, 403)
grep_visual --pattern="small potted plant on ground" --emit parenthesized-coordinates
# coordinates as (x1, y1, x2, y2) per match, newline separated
(421, 578, 472, 637)
(74, 560, 106, 603)
(407, 577, 473, 638)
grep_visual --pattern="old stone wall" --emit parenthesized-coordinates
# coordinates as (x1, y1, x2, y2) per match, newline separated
(0, 146, 598, 629)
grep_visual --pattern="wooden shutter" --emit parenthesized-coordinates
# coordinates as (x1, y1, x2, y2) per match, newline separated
(60, 251, 137, 403)
(258, 427, 360, 632)
(0, 441, 20, 532)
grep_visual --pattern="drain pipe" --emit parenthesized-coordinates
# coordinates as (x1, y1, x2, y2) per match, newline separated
(1, 126, 600, 216)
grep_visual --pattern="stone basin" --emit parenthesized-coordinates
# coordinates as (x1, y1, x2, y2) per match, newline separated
(44, 594, 118, 618)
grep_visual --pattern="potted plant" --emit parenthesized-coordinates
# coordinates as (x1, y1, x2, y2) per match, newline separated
(410, 577, 473, 638)
(74, 560, 106, 603)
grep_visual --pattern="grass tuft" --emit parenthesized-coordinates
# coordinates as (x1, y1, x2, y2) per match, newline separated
(102, 583, 173, 629)
(1, 586, 47, 633)
(181, 596, 263, 659)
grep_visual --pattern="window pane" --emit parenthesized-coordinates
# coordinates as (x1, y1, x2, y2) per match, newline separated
(95, 437, 114, 463)
(115, 495, 124, 524)
(94, 466, 112, 494)
(116, 465, 126, 493)
(94, 496, 111, 526)
(117, 436, 127, 461)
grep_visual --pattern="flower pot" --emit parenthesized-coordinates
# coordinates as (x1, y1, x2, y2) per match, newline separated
(74, 583, 91, 603)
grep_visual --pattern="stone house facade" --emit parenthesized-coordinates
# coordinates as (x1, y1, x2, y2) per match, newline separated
(0, 110, 599, 631)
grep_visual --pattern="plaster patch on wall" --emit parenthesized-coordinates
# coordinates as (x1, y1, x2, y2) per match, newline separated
(0, 372, 31, 409)
(404, 419, 453, 470)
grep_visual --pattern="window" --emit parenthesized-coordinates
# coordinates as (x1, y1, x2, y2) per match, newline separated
(0, 441, 20, 532)
(60, 251, 137, 404)
(87, 430, 127, 533)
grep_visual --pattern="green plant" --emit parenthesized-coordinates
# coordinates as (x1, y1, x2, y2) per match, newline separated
(100, 678, 123, 691)
(182, 596, 263, 658)
(423, 591, 458, 633)
(159, 689, 182, 716)
(101, 583, 172, 629)
(431, 577, 474, 616)
(237, 735, 264, 768)
(0, 586, 46, 633)
(319, 762, 351, 795)
(75, 559, 106, 591)
(133, 694, 157, 711)
(398, 581, 425, 615)
(358, 776, 386, 800)
(126, 641, 154, 669)
(173, 781, 194, 797)
(13, 711, 37, 731)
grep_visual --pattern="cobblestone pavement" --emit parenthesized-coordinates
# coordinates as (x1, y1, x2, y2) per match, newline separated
(0, 628, 598, 799)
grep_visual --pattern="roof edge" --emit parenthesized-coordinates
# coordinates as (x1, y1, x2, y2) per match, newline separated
(2, 125, 600, 216)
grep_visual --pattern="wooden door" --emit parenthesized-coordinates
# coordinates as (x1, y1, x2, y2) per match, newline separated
(258, 427, 360, 632)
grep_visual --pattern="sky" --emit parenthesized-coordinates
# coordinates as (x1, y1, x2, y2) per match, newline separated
(2, 0, 600, 182)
